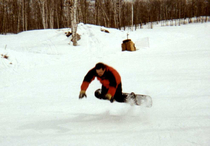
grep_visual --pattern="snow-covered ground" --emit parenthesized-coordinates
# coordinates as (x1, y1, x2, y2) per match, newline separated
(0, 22, 210, 146)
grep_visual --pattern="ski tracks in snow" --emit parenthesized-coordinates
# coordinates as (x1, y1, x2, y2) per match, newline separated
(80, 24, 104, 58)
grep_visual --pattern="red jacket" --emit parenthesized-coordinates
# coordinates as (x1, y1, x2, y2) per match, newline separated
(81, 64, 121, 97)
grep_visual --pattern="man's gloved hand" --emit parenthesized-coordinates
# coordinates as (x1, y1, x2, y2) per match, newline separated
(105, 93, 114, 102)
(79, 90, 87, 99)
(105, 93, 112, 100)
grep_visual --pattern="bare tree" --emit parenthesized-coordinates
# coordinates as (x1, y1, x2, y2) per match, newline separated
(22, 0, 26, 31)
(1, 0, 7, 34)
(71, 0, 78, 46)
(114, 0, 122, 29)
(95, 0, 100, 25)
(1, 0, 210, 34)
(78, 0, 89, 24)
(131, 0, 134, 29)
(48, 0, 55, 29)
(38, 0, 48, 29)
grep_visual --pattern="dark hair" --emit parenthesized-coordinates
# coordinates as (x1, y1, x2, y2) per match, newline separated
(95, 62, 106, 70)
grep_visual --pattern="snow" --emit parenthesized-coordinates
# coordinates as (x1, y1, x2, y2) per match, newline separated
(1, 22, 210, 146)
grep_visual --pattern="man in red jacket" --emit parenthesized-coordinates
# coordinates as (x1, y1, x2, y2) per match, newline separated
(79, 62, 126, 103)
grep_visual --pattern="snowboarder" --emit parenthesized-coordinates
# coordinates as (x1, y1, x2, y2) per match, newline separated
(79, 62, 126, 103)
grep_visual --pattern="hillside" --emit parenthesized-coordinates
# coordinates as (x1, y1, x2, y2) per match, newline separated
(0, 22, 210, 146)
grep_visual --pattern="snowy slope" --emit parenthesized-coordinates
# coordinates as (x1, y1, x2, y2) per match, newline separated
(0, 22, 210, 146)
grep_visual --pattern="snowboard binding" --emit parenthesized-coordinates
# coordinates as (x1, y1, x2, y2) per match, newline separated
(125, 92, 152, 107)
(126, 92, 139, 105)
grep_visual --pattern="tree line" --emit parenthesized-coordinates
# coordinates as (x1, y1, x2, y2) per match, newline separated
(0, 0, 210, 34)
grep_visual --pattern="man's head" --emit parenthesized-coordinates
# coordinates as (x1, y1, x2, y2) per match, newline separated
(95, 62, 106, 77)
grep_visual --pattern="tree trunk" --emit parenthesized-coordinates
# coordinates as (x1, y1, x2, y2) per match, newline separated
(71, 0, 78, 46)
(131, 0, 134, 30)
(95, 0, 99, 25)
(17, 0, 22, 32)
(38, 0, 47, 29)
(118, 0, 122, 29)
(113, 0, 117, 28)
(22, 0, 25, 31)
(49, 0, 54, 29)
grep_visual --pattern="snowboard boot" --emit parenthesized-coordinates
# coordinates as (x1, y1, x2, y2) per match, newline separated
(95, 89, 102, 99)
(126, 92, 139, 105)
(95, 89, 110, 100)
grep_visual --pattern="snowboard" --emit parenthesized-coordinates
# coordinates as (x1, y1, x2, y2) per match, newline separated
(123, 92, 152, 108)
(95, 89, 152, 107)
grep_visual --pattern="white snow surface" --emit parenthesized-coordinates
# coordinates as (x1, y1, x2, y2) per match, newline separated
(0, 22, 210, 146)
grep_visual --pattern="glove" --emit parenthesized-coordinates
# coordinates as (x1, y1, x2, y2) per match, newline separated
(79, 90, 87, 99)
(105, 93, 112, 100)
(105, 93, 114, 102)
